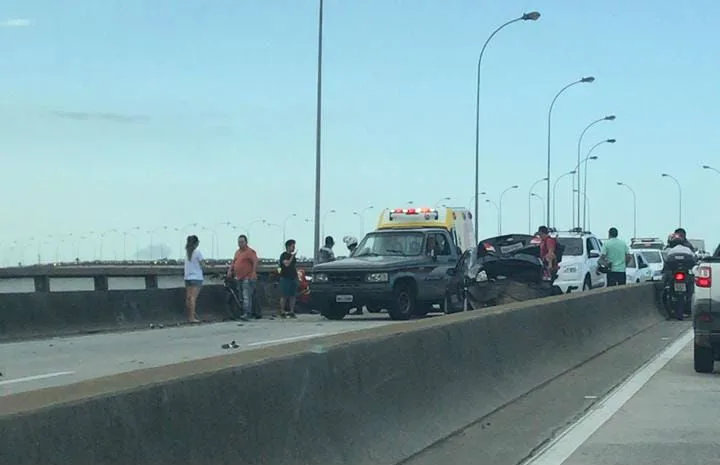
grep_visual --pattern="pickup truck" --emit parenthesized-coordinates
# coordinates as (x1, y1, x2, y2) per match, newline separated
(310, 227, 460, 320)
(692, 243, 720, 373)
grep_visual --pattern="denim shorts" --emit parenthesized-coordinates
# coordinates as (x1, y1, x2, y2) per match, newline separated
(279, 277, 298, 297)
(185, 279, 203, 288)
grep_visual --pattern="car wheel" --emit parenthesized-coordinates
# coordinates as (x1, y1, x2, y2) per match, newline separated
(694, 345, 714, 373)
(320, 305, 347, 321)
(582, 275, 591, 291)
(387, 282, 416, 320)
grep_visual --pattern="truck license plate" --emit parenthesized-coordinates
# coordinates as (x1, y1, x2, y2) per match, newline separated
(674, 282, 686, 292)
(336, 295, 353, 303)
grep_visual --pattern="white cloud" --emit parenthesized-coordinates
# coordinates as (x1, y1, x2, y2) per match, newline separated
(0, 18, 33, 28)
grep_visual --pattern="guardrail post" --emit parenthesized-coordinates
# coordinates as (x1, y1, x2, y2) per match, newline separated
(145, 275, 158, 289)
(34, 276, 49, 292)
(94, 276, 108, 291)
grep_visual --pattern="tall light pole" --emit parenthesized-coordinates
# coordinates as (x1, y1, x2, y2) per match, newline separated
(575, 115, 615, 228)
(468, 191, 487, 209)
(582, 138, 615, 229)
(358, 205, 374, 235)
(616, 182, 637, 239)
(473, 11, 541, 243)
(282, 213, 297, 243)
(527, 177, 548, 233)
(498, 184, 519, 235)
(485, 199, 500, 236)
(546, 76, 595, 225)
(531, 193, 545, 229)
(552, 170, 575, 228)
(322, 209, 336, 239)
(435, 196, 451, 207)
(702, 164, 720, 175)
(574, 189, 591, 230)
(312, 0, 324, 262)
(661, 173, 682, 227)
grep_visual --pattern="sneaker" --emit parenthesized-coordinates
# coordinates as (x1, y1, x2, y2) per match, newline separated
(288, 312, 297, 319)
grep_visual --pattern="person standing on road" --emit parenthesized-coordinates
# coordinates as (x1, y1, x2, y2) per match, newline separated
(227, 234, 259, 321)
(278, 239, 299, 319)
(537, 226, 559, 281)
(600, 227, 631, 286)
(183, 235, 205, 323)
(317, 236, 336, 264)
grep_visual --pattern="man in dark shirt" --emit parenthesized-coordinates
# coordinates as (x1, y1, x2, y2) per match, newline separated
(278, 239, 298, 319)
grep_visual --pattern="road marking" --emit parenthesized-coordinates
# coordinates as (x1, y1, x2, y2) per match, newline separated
(0, 371, 75, 386)
(525, 328, 693, 465)
(247, 333, 327, 347)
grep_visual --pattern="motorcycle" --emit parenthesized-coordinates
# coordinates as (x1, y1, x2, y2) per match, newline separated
(662, 254, 695, 320)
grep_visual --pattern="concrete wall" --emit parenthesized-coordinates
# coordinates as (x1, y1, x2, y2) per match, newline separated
(0, 284, 664, 465)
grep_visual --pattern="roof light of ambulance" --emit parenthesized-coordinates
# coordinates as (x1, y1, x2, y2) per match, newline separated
(393, 208, 404, 213)
(406, 208, 417, 214)
(696, 265, 712, 288)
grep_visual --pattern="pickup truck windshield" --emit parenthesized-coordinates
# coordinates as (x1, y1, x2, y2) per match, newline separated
(353, 231, 426, 257)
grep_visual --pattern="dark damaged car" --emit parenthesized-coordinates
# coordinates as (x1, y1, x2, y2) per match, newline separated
(444, 233, 562, 312)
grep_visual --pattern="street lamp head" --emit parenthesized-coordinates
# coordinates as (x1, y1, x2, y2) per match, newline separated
(581, 76, 596, 83)
(480, 191, 487, 195)
(605, 115, 616, 121)
(661, 173, 669, 177)
(522, 11, 541, 21)
(589, 156, 598, 160)
(606, 138, 616, 143)
(569, 170, 577, 175)
(617, 182, 624, 186)
(511, 185, 519, 189)
(702, 165, 711, 169)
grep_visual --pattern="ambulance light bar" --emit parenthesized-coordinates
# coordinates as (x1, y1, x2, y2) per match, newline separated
(389, 207, 439, 221)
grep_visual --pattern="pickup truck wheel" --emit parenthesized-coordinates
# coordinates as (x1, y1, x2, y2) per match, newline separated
(388, 283, 416, 320)
(694, 345, 714, 373)
(320, 305, 347, 321)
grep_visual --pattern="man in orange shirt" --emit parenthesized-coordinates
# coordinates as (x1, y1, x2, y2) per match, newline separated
(227, 234, 259, 320)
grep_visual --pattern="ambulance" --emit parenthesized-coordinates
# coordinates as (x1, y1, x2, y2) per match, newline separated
(376, 206, 475, 253)
(311, 205, 476, 322)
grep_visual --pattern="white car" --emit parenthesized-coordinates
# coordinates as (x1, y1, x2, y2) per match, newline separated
(638, 249, 665, 281)
(554, 230, 607, 293)
(626, 251, 653, 283)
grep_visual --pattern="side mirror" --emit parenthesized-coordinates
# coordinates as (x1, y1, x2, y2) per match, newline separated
(588, 250, 600, 259)
(446, 268, 456, 276)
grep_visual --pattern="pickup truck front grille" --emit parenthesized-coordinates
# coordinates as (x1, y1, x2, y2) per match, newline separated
(328, 272, 365, 283)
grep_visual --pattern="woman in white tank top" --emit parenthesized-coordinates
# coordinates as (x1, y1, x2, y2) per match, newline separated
(183, 235, 205, 323)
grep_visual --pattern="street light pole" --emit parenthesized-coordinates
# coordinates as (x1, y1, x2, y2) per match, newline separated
(531, 193, 544, 229)
(282, 213, 297, 243)
(527, 177, 548, 233)
(312, 0, 324, 262)
(702, 164, 720, 175)
(661, 173, 682, 227)
(473, 11, 540, 244)
(552, 170, 575, 228)
(582, 138, 615, 230)
(485, 199, 500, 236)
(575, 115, 615, 228)
(498, 185, 518, 235)
(616, 182, 637, 239)
(546, 76, 595, 226)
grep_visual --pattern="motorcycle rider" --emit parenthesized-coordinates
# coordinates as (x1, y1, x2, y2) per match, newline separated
(673, 227, 696, 252)
(663, 232, 697, 317)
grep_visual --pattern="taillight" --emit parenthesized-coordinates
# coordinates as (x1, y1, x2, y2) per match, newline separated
(674, 272, 686, 281)
(696, 265, 712, 288)
(699, 313, 714, 323)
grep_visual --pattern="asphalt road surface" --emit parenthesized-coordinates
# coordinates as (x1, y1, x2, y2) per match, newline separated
(403, 321, 708, 465)
(0, 314, 401, 396)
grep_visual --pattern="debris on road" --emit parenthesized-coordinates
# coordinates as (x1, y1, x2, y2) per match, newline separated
(221, 340, 240, 349)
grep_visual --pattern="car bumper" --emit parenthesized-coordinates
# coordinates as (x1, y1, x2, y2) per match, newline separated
(553, 279, 584, 293)
(693, 298, 720, 348)
(311, 283, 393, 308)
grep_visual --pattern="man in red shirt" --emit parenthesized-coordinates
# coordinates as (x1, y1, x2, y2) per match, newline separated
(537, 226, 559, 281)
(227, 234, 259, 320)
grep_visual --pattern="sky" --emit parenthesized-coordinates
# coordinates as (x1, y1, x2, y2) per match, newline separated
(1, 0, 719, 264)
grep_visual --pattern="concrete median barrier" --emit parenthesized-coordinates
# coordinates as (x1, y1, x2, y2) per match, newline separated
(0, 280, 274, 341)
(0, 283, 664, 465)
